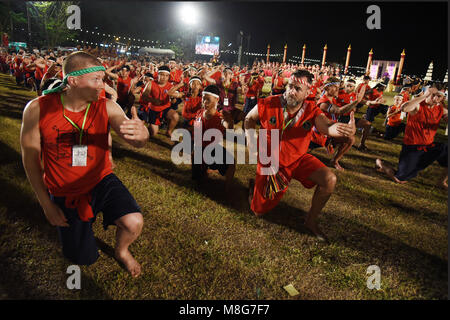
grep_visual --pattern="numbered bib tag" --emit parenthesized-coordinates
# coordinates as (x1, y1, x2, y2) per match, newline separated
(223, 98, 229, 106)
(400, 112, 406, 120)
(72, 145, 88, 167)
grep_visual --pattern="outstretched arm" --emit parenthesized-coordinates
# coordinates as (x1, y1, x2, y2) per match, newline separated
(315, 111, 356, 138)
(401, 87, 436, 115)
(168, 82, 185, 99)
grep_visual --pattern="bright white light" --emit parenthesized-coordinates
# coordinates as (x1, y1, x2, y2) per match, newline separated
(179, 3, 199, 25)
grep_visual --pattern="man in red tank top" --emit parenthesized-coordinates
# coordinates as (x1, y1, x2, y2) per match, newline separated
(382, 95, 406, 140)
(20, 51, 149, 277)
(376, 86, 448, 189)
(245, 70, 357, 241)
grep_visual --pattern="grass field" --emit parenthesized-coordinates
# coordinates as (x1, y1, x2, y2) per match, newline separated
(0, 73, 447, 300)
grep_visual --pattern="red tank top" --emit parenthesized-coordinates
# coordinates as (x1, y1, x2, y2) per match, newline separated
(387, 105, 402, 127)
(403, 101, 443, 145)
(317, 95, 337, 122)
(117, 76, 132, 101)
(182, 95, 202, 122)
(35, 66, 44, 80)
(148, 80, 173, 112)
(39, 93, 113, 220)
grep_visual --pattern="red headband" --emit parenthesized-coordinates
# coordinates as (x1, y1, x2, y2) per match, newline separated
(289, 75, 311, 88)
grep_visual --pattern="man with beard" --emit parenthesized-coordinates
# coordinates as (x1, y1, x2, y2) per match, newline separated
(244, 70, 357, 241)
(20, 51, 149, 277)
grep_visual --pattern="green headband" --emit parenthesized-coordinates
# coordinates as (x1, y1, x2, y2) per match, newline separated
(42, 66, 106, 95)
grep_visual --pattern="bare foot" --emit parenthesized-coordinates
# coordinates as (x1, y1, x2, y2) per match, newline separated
(375, 158, 384, 172)
(115, 250, 142, 278)
(331, 160, 344, 171)
(304, 221, 329, 243)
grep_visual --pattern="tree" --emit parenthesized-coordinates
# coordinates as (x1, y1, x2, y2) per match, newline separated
(169, 44, 184, 59)
(0, 1, 27, 40)
(29, 1, 79, 48)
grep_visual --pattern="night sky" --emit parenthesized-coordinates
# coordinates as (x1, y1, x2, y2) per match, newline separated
(80, 1, 448, 80)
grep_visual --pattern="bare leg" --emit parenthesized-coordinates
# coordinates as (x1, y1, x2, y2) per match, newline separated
(166, 110, 179, 137)
(331, 136, 355, 170)
(303, 167, 337, 242)
(223, 110, 234, 130)
(149, 124, 159, 137)
(114, 212, 144, 278)
(357, 119, 371, 149)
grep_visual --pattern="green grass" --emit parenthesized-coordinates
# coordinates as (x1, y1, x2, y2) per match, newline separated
(0, 73, 447, 300)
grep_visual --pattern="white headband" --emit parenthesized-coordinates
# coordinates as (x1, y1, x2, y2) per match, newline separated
(202, 91, 219, 99)
(158, 70, 170, 74)
(189, 78, 202, 85)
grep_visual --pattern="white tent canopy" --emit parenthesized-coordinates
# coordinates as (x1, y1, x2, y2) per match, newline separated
(138, 47, 175, 58)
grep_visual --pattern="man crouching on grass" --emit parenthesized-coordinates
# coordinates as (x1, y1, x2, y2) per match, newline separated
(20, 51, 149, 277)
(191, 85, 236, 194)
(244, 70, 357, 242)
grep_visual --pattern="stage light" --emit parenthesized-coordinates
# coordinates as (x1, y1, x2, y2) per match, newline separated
(179, 3, 199, 25)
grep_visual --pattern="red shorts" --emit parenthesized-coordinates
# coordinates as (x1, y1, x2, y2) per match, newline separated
(251, 153, 326, 215)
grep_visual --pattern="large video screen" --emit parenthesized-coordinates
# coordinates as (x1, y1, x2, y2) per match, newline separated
(195, 35, 220, 56)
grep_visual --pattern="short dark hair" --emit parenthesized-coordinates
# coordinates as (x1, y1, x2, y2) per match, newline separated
(63, 51, 101, 76)
(203, 84, 220, 96)
(291, 70, 314, 84)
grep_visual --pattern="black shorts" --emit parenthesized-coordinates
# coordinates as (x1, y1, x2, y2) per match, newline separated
(384, 123, 406, 140)
(148, 107, 172, 126)
(192, 145, 234, 180)
(137, 105, 149, 123)
(395, 143, 448, 182)
(365, 105, 389, 122)
(338, 115, 361, 124)
(51, 173, 141, 265)
(170, 97, 183, 111)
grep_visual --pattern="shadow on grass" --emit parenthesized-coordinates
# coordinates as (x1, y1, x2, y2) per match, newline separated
(259, 199, 447, 298)
(112, 141, 251, 213)
(0, 141, 111, 299)
(0, 108, 23, 120)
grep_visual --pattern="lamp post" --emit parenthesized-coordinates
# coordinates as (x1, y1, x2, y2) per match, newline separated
(395, 49, 405, 84)
(344, 44, 351, 75)
(301, 44, 306, 65)
(365, 48, 373, 76)
(321, 44, 327, 67)
(266, 44, 270, 64)
(283, 44, 287, 64)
